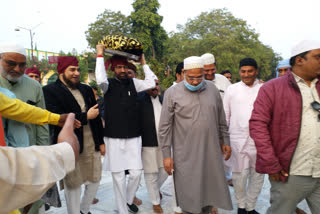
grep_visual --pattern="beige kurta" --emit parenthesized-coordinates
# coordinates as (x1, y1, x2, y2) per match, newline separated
(63, 88, 101, 189)
(142, 95, 164, 173)
(0, 143, 75, 214)
(142, 147, 164, 173)
(159, 81, 233, 213)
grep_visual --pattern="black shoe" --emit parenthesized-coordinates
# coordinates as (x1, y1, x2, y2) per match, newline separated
(238, 208, 248, 214)
(248, 210, 259, 214)
(44, 203, 50, 211)
(127, 203, 139, 213)
(80, 211, 92, 214)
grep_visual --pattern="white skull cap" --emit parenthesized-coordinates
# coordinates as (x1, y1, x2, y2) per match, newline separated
(184, 56, 204, 70)
(291, 40, 320, 58)
(0, 41, 26, 56)
(201, 53, 215, 65)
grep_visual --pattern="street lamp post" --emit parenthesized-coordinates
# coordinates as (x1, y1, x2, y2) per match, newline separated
(15, 23, 42, 61)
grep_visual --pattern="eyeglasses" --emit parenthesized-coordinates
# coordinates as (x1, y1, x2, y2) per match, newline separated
(278, 68, 291, 72)
(186, 76, 203, 81)
(1, 58, 26, 69)
(311, 101, 320, 121)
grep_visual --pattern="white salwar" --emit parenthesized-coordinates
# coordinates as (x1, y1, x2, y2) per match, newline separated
(144, 168, 168, 205)
(64, 180, 100, 214)
(223, 80, 264, 211)
(95, 57, 157, 214)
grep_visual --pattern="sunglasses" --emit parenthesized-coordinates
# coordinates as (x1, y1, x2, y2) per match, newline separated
(1, 58, 27, 69)
(311, 101, 320, 121)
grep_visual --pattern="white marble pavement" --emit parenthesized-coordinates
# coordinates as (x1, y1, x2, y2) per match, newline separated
(47, 169, 311, 214)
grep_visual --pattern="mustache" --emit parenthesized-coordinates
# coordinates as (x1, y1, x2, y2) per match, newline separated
(9, 70, 21, 74)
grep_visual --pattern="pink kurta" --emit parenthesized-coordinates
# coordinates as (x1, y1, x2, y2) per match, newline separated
(223, 80, 262, 172)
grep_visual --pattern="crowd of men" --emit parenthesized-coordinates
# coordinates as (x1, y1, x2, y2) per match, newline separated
(0, 39, 320, 214)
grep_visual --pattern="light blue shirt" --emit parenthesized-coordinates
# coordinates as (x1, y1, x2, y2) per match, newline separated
(0, 87, 29, 147)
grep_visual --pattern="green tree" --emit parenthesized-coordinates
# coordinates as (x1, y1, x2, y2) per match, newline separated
(26, 57, 56, 76)
(165, 8, 281, 81)
(130, 0, 168, 61)
(85, 9, 132, 49)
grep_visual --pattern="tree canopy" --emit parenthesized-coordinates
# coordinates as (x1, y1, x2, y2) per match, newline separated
(130, 0, 168, 61)
(85, 6, 281, 88)
(165, 8, 281, 81)
(85, 9, 131, 49)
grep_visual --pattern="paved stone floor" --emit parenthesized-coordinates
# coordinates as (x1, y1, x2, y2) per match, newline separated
(47, 170, 311, 214)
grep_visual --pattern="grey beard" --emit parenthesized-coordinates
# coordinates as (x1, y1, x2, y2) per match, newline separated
(0, 65, 22, 83)
(5, 72, 22, 83)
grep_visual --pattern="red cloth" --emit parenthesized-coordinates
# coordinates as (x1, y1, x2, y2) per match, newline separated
(0, 116, 6, 146)
(249, 72, 320, 182)
(49, 56, 78, 74)
(105, 56, 128, 71)
(25, 67, 40, 76)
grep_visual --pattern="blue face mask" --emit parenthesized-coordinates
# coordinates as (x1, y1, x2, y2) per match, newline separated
(184, 80, 204, 91)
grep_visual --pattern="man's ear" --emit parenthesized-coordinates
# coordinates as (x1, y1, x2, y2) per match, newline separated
(295, 56, 305, 66)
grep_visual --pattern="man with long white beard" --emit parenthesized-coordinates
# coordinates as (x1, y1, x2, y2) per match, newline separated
(0, 41, 49, 214)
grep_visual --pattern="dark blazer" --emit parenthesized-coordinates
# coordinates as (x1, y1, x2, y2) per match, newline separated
(137, 92, 163, 147)
(43, 79, 104, 153)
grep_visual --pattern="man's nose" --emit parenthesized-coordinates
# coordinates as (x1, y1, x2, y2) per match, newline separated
(191, 79, 201, 85)
(13, 64, 21, 72)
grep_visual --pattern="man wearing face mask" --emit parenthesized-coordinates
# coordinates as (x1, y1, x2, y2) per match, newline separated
(158, 56, 233, 214)
(95, 45, 157, 214)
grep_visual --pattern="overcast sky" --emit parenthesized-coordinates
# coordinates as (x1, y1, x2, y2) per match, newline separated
(1, 0, 319, 59)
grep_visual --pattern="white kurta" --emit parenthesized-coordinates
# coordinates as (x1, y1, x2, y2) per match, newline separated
(95, 57, 157, 172)
(223, 80, 262, 172)
(213, 74, 232, 99)
(0, 143, 75, 214)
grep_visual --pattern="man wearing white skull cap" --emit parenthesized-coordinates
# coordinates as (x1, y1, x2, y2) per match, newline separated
(201, 53, 231, 99)
(159, 56, 233, 214)
(0, 41, 49, 214)
(250, 40, 320, 214)
(201, 53, 233, 214)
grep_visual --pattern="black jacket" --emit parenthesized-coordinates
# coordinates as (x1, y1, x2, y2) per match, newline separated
(137, 92, 163, 147)
(104, 78, 141, 138)
(43, 79, 104, 153)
